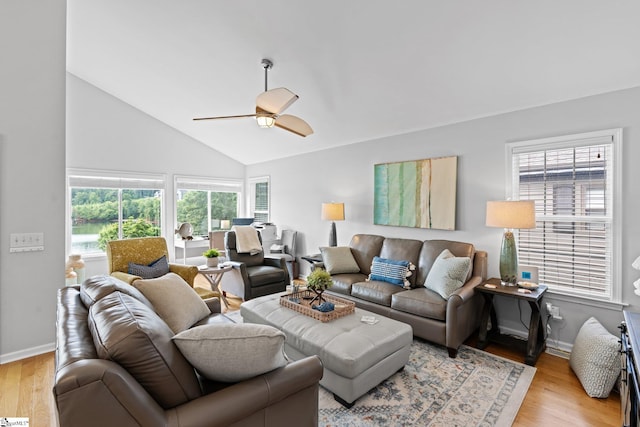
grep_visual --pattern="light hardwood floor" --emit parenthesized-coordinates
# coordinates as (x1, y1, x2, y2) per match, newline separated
(0, 285, 621, 426)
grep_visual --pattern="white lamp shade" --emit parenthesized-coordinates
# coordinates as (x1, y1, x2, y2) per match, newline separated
(633, 256, 640, 270)
(486, 200, 536, 229)
(321, 202, 345, 221)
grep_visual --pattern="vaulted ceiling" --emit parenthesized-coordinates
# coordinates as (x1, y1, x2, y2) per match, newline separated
(67, 1, 640, 165)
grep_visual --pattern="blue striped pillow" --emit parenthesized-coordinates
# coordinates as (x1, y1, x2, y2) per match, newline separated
(368, 257, 413, 288)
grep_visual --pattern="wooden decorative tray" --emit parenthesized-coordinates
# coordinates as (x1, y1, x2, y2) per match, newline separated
(279, 290, 355, 322)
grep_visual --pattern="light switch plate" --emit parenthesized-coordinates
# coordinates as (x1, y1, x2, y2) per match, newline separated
(10, 232, 45, 253)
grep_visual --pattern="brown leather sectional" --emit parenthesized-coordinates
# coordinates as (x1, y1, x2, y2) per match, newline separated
(53, 276, 323, 427)
(322, 234, 488, 357)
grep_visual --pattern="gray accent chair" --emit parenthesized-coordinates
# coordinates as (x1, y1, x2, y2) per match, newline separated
(268, 229, 298, 279)
(224, 231, 290, 300)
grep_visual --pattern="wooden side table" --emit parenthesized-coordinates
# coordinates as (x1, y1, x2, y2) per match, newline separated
(475, 277, 548, 366)
(198, 264, 233, 308)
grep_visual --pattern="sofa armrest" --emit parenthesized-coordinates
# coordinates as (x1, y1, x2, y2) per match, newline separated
(204, 297, 222, 314)
(167, 355, 323, 427)
(55, 359, 167, 427)
(169, 263, 199, 286)
(110, 271, 141, 285)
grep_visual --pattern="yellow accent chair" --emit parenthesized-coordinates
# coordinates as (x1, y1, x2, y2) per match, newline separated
(106, 236, 216, 299)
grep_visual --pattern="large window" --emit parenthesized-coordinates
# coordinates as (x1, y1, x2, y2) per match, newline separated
(248, 176, 270, 223)
(175, 176, 242, 236)
(68, 170, 165, 256)
(508, 129, 622, 302)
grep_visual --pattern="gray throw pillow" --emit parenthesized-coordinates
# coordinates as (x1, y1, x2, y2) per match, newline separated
(173, 323, 288, 382)
(128, 255, 170, 279)
(133, 272, 210, 334)
(570, 317, 620, 398)
(424, 249, 471, 299)
(319, 246, 360, 274)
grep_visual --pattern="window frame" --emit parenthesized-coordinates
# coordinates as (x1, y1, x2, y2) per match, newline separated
(506, 128, 622, 303)
(247, 176, 270, 223)
(66, 168, 167, 258)
(173, 175, 243, 236)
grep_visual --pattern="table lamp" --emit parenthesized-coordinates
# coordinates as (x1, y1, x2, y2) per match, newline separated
(486, 200, 536, 285)
(321, 202, 345, 247)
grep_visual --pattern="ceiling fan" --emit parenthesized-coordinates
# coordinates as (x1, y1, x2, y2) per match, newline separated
(193, 59, 313, 137)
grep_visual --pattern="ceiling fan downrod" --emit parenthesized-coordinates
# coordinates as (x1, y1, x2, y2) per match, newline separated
(262, 58, 273, 92)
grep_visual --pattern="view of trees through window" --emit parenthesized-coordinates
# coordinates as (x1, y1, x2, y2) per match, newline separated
(176, 190, 238, 236)
(71, 188, 162, 254)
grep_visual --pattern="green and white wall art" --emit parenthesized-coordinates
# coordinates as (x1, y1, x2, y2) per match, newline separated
(374, 156, 457, 230)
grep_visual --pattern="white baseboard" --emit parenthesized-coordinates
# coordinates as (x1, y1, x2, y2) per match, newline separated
(0, 342, 55, 364)
(499, 325, 573, 357)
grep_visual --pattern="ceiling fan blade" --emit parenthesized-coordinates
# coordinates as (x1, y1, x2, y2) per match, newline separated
(256, 88, 298, 115)
(274, 114, 313, 137)
(193, 113, 256, 121)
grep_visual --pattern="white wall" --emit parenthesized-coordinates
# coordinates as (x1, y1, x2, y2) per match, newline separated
(0, 1, 67, 362)
(66, 73, 245, 278)
(247, 86, 640, 350)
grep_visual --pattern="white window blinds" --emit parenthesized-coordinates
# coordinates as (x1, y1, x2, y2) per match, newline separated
(509, 130, 621, 301)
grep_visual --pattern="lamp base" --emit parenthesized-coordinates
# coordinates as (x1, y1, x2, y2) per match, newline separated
(328, 222, 337, 247)
(500, 230, 518, 286)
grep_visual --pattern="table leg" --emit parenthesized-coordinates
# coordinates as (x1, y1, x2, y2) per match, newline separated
(204, 274, 229, 309)
(478, 293, 497, 349)
(525, 300, 546, 366)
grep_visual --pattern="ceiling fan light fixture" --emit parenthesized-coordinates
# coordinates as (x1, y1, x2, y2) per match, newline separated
(256, 115, 276, 128)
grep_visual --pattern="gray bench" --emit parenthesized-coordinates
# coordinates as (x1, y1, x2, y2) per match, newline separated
(241, 293, 413, 407)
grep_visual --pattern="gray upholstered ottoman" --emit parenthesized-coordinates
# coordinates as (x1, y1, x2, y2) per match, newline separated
(241, 293, 413, 407)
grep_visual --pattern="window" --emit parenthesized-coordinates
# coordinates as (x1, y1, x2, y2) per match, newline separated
(508, 129, 622, 302)
(248, 176, 270, 223)
(68, 170, 165, 256)
(175, 176, 242, 236)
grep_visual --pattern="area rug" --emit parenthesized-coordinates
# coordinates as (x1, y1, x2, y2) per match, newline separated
(224, 311, 535, 426)
(318, 340, 535, 427)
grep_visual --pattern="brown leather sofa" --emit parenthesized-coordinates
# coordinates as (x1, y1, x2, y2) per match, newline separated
(321, 234, 488, 357)
(54, 276, 323, 427)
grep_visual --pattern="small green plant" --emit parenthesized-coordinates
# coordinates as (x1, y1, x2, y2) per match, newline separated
(203, 248, 220, 258)
(306, 269, 333, 291)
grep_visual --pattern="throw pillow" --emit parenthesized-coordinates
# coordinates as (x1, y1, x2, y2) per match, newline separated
(424, 249, 471, 299)
(173, 323, 288, 382)
(80, 275, 153, 309)
(319, 246, 360, 274)
(128, 255, 170, 279)
(570, 317, 620, 398)
(133, 272, 210, 334)
(368, 256, 415, 289)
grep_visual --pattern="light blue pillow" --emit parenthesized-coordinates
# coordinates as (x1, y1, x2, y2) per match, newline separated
(368, 256, 414, 288)
(424, 249, 471, 299)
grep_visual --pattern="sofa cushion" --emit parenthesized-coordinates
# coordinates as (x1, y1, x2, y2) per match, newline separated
(173, 323, 287, 382)
(88, 291, 202, 409)
(570, 317, 620, 398)
(133, 272, 211, 334)
(128, 255, 170, 279)
(80, 275, 153, 308)
(320, 246, 360, 274)
(391, 287, 448, 321)
(348, 234, 386, 275)
(417, 240, 475, 285)
(351, 281, 406, 307)
(368, 256, 415, 288)
(329, 272, 369, 295)
(424, 249, 471, 299)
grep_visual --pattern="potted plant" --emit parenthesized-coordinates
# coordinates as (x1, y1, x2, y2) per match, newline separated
(203, 248, 220, 267)
(306, 269, 333, 305)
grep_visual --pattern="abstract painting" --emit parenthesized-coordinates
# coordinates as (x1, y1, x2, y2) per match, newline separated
(374, 156, 457, 230)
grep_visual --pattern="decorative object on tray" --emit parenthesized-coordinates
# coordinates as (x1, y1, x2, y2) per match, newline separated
(202, 248, 220, 267)
(518, 281, 539, 290)
(306, 269, 333, 305)
(280, 290, 355, 322)
(175, 222, 193, 240)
